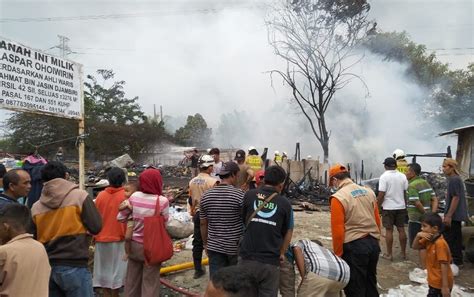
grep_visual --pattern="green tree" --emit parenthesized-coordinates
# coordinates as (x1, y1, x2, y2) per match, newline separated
(174, 113, 212, 147)
(364, 32, 474, 128)
(5, 113, 78, 157)
(4, 70, 172, 160)
(364, 31, 449, 86)
(84, 69, 145, 125)
(431, 64, 474, 128)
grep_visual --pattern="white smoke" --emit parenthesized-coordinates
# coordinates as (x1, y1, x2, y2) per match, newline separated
(214, 51, 457, 176)
(328, 52, 456, 176)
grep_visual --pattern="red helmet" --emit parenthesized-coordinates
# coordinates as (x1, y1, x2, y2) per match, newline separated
(255, 169, 265, 186)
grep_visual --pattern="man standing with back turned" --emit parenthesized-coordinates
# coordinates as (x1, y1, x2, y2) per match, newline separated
(239, 165, 293, 297)
(31, 161, 102, 297)
(330, 164, 381, 297)
(189, 155, 217, 278)
(200, 161, 244, 277)
(377, 157, 408, 261)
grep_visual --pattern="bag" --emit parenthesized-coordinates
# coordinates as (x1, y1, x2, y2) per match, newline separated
(143, 196, 173, 265)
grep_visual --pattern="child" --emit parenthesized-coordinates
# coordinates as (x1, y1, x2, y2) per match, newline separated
(118, 180, 138, 259)
(412, 212, 453, 297)
(0, 204, 51, 297)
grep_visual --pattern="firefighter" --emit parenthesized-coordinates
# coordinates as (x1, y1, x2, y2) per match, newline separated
(274, 151, 283, 163)
(245, 147, 263, 189)
(393, 149, 409, 174)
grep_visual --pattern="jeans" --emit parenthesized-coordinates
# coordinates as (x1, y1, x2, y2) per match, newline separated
(208, 250, 238, 277)
(342, 236, 380, 297)
(443, 220, 463, 265)
(49, 265, 94, 297)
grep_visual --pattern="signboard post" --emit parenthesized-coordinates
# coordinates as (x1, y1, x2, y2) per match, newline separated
(0, 37, 86, 188)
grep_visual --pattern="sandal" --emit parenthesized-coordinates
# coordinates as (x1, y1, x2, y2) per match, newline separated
(380, 253, 393, 261)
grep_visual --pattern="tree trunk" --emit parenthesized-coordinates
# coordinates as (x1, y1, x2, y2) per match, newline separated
(320, 111, 330, 163)
(322, 137, 329, 163)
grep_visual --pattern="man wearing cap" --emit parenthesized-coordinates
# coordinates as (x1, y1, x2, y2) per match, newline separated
(200, 161, 245, 277)
(239, 165, 294, 297)
(234, 150, 254, 191)
(377, 157, 409, 261)
(442, 158, 468, 267)
(329, 164, 381, 297)
(189, 155, 217, 278)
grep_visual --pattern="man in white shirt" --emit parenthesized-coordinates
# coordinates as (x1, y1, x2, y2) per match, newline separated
(377, 157, 409, 261)
(209, 148, 223, 182)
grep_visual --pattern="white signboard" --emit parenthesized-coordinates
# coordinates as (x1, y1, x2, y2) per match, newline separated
(0, 37, 83, 119)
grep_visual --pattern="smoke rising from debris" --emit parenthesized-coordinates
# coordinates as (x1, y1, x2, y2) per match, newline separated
(0, 0, 465, 173)
(214, 51, 456, 176)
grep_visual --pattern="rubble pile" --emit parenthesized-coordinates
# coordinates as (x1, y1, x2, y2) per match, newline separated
(163, 186, 190, 205)
(285, 172, 331, 205)
(160, 165, 192, 179)
(422, 172, 447, 199)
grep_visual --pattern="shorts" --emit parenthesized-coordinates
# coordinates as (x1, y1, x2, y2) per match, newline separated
(382, 209, 407, 228)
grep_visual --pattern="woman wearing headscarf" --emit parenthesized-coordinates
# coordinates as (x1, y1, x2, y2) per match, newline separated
(123, 168, 169, 297)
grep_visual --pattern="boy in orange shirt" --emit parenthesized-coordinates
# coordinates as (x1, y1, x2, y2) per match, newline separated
(412, 212, 453, 297)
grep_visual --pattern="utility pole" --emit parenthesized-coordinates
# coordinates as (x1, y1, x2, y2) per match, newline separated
(56, 35, 72, 58)
(53, 35, 84, 188)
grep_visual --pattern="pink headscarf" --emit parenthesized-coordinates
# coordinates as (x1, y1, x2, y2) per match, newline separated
(139, 168, 163, 195)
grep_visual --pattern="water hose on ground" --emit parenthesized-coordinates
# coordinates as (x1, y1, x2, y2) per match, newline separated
(160, 258, 209, 275)
(160, 278, 201, 297)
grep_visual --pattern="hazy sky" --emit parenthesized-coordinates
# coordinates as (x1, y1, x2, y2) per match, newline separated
(0, 0, 472, 168)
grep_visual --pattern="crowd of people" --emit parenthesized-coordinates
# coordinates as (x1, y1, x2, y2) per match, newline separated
(0, 147, 470, 297)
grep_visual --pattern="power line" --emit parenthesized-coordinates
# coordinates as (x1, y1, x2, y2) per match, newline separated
(436, 53, 473, 56)
(428, 47, 474, 51)
(0, 7, 255, 23)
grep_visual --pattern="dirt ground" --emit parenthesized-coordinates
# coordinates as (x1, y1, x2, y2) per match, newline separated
(161, 210, 474, 296)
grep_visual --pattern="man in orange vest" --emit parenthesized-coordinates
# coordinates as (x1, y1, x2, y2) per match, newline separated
(329, 164, 381, 297)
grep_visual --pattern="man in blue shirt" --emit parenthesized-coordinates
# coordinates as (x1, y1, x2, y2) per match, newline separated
(0, 169, 31, 209)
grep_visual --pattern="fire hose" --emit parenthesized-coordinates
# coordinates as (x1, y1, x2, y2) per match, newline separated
(160, 278, 201, 297)
(158, 258, 209, 296)
(160, 258, 209, 275)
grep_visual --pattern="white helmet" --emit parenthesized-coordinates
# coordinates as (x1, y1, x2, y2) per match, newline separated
(248, 146, 256, 152)
(392, 149, 405, 160)
(282, 152, 287, 156)
(198, 154, 214, 168)
(274, 150, 280, 155)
